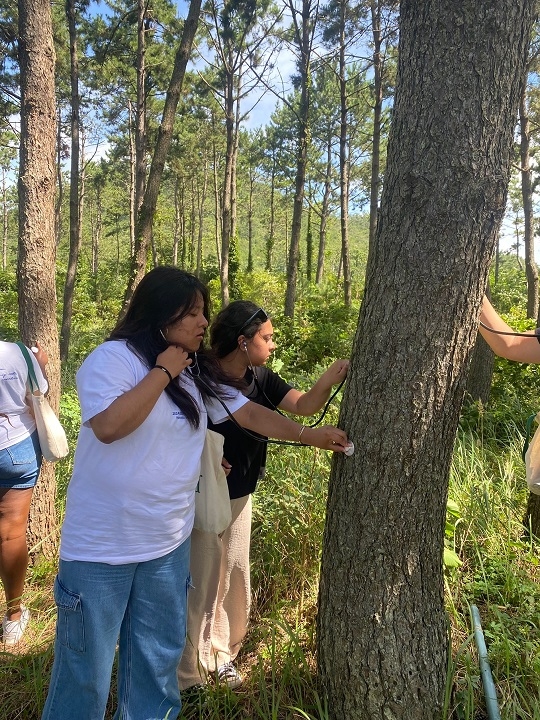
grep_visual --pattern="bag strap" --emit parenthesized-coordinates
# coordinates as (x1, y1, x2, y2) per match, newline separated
(16, 341, 39, 394)
(522, 412, 538, 462)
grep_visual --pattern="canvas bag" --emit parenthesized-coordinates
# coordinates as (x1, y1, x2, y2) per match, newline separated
(194, 428, 232, 534)
(523, 412, 540, 495)
(16, 342, 69, 463)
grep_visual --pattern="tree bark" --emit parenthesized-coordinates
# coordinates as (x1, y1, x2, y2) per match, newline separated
(18, 0, 59, 560)
(465, 335, 495, 406)
(317, 3, 534, 719)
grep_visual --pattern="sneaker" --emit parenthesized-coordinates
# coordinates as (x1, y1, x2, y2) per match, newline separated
(216, 661, 243, 689)
(2, 605, 30, 646)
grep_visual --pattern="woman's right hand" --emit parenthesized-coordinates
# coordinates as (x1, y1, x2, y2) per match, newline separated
(301, 425, 349, 452)
(155, 344, 192, 379)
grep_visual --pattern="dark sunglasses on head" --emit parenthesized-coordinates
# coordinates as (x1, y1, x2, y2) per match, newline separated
(238, 308, 268, 334)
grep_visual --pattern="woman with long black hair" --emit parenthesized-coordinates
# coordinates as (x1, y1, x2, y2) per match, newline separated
(41, 268, 348, 720)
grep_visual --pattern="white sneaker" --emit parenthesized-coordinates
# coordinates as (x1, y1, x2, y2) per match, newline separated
(2, 605, 30, 646)
(217, 661, 243, 689)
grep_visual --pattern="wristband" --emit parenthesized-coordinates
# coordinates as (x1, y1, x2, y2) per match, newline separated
(154, 365, 173, 383)
(298, 425, 307, 444)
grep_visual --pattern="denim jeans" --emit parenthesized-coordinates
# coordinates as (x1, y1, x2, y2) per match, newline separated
(41, 538, 191, 720)
(0, 431, 42, 488)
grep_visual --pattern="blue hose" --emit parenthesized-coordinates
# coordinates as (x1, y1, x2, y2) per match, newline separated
(470, 604, 501, 720)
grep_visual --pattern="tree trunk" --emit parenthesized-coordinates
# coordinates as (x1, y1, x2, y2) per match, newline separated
(368, 0, 383, 248)
(2, 168, 7, 270)
(18, 0, 59, 560)
(339, 0, 351, 306)
(196, 160, 207, 277)
(316, 131, 332, 285)
(135, 0, 147, 218)
(60, 0, 81, 362)
(266, 154, 276, 271)
(524, 493, 540, 539)
(465, 335, 495, 405)
(520, 88, 538, 319)
(317, 3, 534, 719)
(247, 168, 254, 273)
(213, 130, 222, 266)
(128, 100, 136, 256)
(284, 0, 314, 318)
(220, 64, 235, 307)
(121, 0, 201, 315)
(55, 111, 63, 246)
(305, 204, 312, 282)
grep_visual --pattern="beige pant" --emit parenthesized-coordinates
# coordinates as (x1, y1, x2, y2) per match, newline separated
(178, 495, 252, 690)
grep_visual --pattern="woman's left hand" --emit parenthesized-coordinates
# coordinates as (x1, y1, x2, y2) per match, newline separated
(221, 457, 232, 476)
(321, 359, 349, 387)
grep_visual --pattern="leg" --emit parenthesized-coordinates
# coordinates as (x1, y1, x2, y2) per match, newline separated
(211, 495, 252, 668)
(116, 538, 191, 720)
(0, 431, 41, 621)
(41, 559, 135, 720)
(0, 487, 34, 619)
(177, 528, 223, 690)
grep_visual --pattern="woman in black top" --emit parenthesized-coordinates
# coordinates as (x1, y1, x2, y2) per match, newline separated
(178, 301, 349, 691)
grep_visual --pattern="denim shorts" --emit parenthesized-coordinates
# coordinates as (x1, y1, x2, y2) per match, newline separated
(0, 431, 42, 489)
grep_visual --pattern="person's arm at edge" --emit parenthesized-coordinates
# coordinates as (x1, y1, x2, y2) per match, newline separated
(278, 359, 349, 416)
(479, 295, 540, 363)
(231, 399, 349, 452)
(89, 345, 192, 443)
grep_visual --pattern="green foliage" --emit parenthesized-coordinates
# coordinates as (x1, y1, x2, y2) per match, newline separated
(0, 269, 18, 340)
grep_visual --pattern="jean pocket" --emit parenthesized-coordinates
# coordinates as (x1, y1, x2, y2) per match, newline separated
(5, 437, 35, 466)
(54, 576, 85, 653)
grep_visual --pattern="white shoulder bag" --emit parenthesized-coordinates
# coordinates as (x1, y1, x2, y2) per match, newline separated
(194, 428, 232, 534)
(17, 342, 69, 463)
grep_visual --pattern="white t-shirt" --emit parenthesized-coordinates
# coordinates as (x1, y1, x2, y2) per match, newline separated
(0, 341, 48, 451)
(59, 340, 248, 564)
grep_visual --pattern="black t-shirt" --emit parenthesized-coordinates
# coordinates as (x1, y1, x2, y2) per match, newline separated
(208, 367, 293, 499)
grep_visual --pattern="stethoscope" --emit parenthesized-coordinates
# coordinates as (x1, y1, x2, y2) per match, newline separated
(242, 343, 345, 429)
(186, 351, 346, 448)
(479, 320, 540, 338)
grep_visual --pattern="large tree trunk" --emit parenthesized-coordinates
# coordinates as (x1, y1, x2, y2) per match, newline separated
(18, 0, 59, 560)
(317, 3, 534, 719)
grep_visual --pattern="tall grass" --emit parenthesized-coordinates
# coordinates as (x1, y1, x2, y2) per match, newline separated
(2, 420, 540, 719)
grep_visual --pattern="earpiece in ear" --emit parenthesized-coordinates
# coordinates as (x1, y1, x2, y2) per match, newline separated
(242, 342, 248, 350)
(160, 328, 168, 342)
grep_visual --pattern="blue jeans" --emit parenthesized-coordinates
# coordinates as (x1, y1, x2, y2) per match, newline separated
(0, 431, 42, 488)
(41, 539, 191, 720)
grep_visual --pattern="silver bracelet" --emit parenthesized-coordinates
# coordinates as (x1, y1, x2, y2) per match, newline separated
(298, 425, 307, 443)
